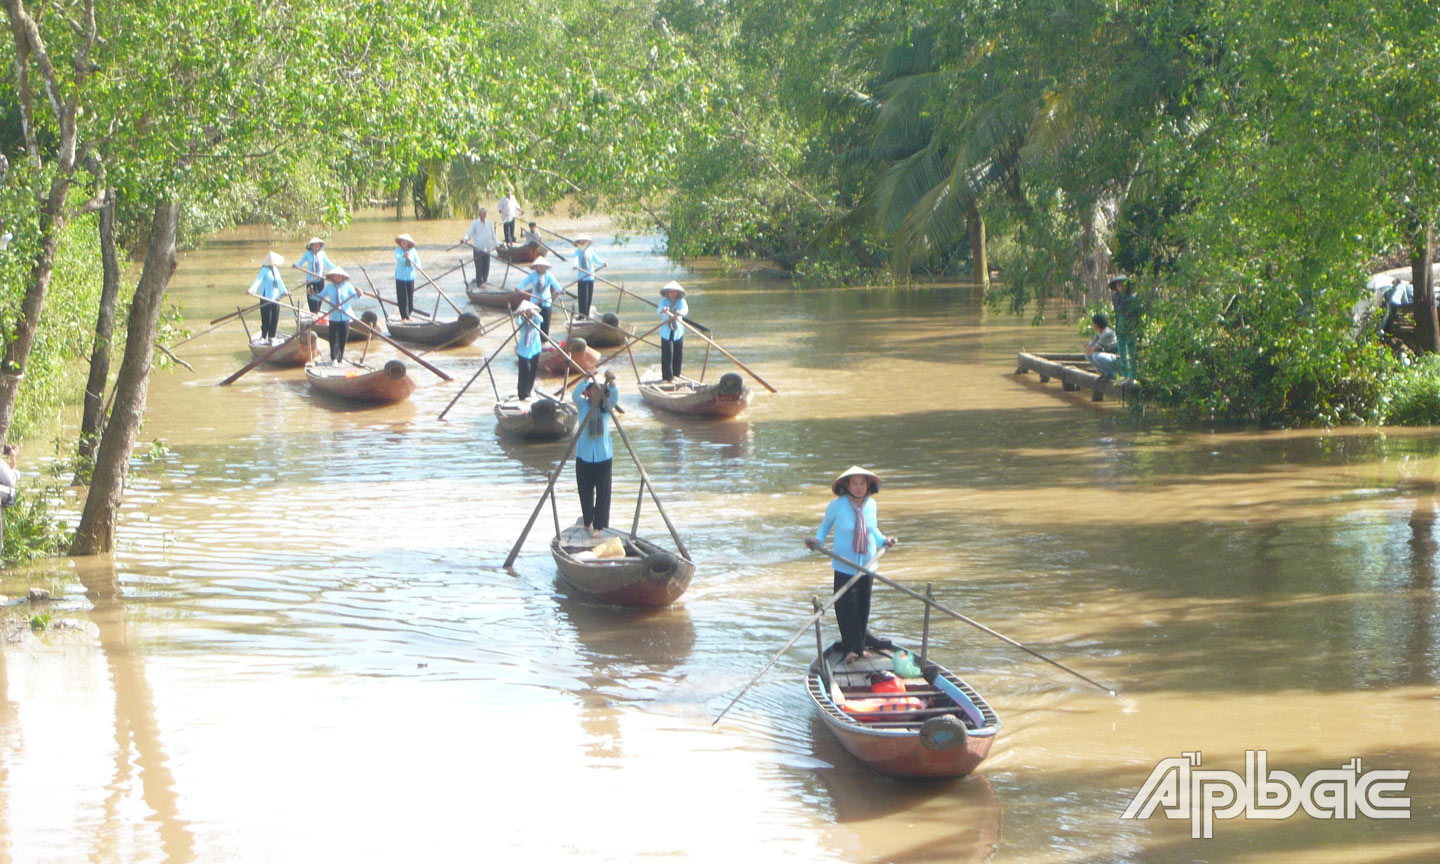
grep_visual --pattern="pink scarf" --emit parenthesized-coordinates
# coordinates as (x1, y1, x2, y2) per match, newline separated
(852, 499, 869, 555)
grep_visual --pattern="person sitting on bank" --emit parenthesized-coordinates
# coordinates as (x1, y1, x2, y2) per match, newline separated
(1085, 312, 1121, 379)
(393, 233, 421, 322)
(295, 238, 334, 313)
(518, 256, 562, 336)
(461, 207, 497, 286)
(657, 281, 688, 382)
(572, 235, 605, 318)
(573, 370, 620, 538)
(247, 252, 289, 343)
(317, 266, 361, 363)
(514, 301, 543, 400)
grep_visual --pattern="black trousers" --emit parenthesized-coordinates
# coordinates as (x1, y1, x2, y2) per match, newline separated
(576, 457, 613, 530)
(503, 220, 516, 243)
(259, 300, 281, 340)
(540, 305, 553, 336)
(661, 336, 684, 380)
(328, 321, 349, 361)
(516, 355, 540, 399)
(473, 251, 491, 285)
(577, 280, 595, 317)
(396, 279, 416, 319)
(833, 569, 873, 656)
(306, 282, 323, 313)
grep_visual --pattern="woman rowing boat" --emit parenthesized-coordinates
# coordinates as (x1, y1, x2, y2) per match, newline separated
(573, 370, 619, 537)
(294, 237, 333, 313)
(317, 266, 361, 363)
(657, 281, 688, 382)
(519, 256, 562, 336)
(805, 466, 898, 664)
(573, 234, 605, 318)
(394, 233, 420, 322)
(246, 252, 288, 343)
(515, 301, 543, 400)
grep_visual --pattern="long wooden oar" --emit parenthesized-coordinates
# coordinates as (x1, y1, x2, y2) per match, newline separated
(591, 274, 713, 334)
(437, 323, 522, 420)
(680, 323, 776, 393)
(220, 314, 321, 385)
(536, 225, 577, 246)
(814, 545, 1117, 696)
(210, 301, 263, 326)
(711, 546, 889, 727)
(414, 263, 466, 316)
(504, 424, 585, 569)
(306, 294, 453, 382)
(173, 315, 244, 349)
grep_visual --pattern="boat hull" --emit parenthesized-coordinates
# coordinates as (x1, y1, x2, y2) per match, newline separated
(538, 343, 601, 376)
(566, 315, 634, 348)
(385, 313, 482, 348)
(495, 241, 542, 265)
(638, 375, 752, 418)
(466, 283, 523, 308)
(304, 360, 416, 405)
(807, 648, 1000, 780)
(493, 397, 578, 440)
(550, 526, 694, 607)
(309, 311, 381, 343)
(248, 331, 319, 367)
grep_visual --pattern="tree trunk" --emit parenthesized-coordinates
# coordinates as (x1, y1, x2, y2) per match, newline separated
(69, 199, 180, 556)
(969, 203, 989, 289)
(1412, 224, 1438, 354)
(74, 189, 122, 484)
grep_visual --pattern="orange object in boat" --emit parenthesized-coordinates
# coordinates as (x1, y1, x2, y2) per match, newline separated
(841, 696, 926, 720)
(869, 671, 907, 694)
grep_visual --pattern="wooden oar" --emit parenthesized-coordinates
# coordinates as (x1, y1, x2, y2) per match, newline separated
(414, 263, 466, 316)
(172, 315, 244, 349)
(210, 301, 263, 326)
(504, 423, 586, 569)
(813, 545, 1118, 696)
(536, 225, 577, 246)
(711, 546, 889, 727)
(262, 291, 454, 383)
(678, 323, 776, 393)
(437, 322, 522, 419)
(417, 312, 511, 357)
(220, 312, 320, 385)
(591, 273, 713, 333)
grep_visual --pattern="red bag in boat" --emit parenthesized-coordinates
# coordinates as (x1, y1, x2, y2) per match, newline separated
(868, 670, 907, 694)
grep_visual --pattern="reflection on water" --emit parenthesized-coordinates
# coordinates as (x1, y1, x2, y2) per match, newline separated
(1, 212, 1438, 861)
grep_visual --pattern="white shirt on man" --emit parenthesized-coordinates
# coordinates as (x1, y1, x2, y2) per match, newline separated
(498, 195, 520, 222)
(464, 217, 498, 252)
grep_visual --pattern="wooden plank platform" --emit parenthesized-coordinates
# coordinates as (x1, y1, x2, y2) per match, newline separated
(1014, 350, 1138, 402)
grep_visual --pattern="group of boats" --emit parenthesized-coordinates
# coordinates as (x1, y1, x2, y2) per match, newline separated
(225, 237, 1002, 782)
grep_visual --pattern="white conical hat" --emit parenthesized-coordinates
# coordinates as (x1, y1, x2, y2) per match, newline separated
(262, 251, 284, 267)
(395, 233, 415, 245)
(659, 280, 686, 297)
(324, 265, 349, 280)
(530, 256, 552, 269)
(573, 234, 592, 244)
(831, 465, 881, 496)
(516, 300, 540, 316)
(306, 236, 325, 248)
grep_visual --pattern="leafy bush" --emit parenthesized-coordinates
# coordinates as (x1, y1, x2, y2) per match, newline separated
(1378, 355, 1440, 426)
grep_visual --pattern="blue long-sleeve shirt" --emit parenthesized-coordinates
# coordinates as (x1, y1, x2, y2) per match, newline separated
(297, 249, 334, 283)
(658, 296, 688, 340)
(815, 496, 885, 575)
(249, 266, 288, 301)
(576, 247, 605, 280)
(573, 381, 619, 462)
(515, 314, 542, 359)
(317, 280, 360, 323)
(394, 246, 420, 281)
(520, 271, 562, 308)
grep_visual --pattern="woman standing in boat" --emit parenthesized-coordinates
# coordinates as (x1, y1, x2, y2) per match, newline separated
(573, 369, 619, 537)
(317, 266, 361, 363)
(657, 281, 688, 382)
(519, 256, 562, 336)
(805, 466, 898, 664)
(294, 237, 333, 313)
(514, 301, 543, 400)
(247, 252, 289, 343)
(572, 235, 605, 318)
(394, 233, 420, 322)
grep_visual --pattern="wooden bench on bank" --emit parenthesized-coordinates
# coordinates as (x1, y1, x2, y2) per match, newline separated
(1014, 351, 1138, 402)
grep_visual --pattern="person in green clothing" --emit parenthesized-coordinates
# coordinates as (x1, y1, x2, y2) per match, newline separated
(1109, 275, 1141, 379)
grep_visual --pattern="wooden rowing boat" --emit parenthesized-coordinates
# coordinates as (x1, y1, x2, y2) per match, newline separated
(807, 645, 1000, 779)
(309, 310, 381, 343)
(550, 524, 695, 607)
(304, 359, 416, 405)
(566, 312, 635, 348)
(638, 373, 752, 418)
(495, 241, 543, 265)
(247, 331, 319, 367)
(385, 313, 483, 348)
(466, 283, 522, 309)
(493, 396, 578, 440)
(538, 341, 601, 376)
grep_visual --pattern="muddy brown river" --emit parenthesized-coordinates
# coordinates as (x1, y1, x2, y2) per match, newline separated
(1, 213, 1436, 862)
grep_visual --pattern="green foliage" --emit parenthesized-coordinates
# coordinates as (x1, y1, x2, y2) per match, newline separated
(28, 612, 49, 631)
(1378, 356, 1440, 427)
(3, 482, 73, 568)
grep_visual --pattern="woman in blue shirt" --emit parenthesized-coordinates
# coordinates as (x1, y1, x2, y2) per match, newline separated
(519, 257, 562, 336)
(294, 237, 333, 313)
(317, 266, 361, 362)
(394, 233, 421, 321)
(573, 235, 605, 318)
(247, 251, 288, 342)
(805, 466, 898, 663)
(572, 370, 619, 537)
(657, 281, 689, 382)
(514, 301, 543, 399)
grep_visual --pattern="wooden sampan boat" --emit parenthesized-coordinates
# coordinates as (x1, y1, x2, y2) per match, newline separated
(495, 241, 543, 265)
(304, 359, 416, 405)
(550, 524, 695, 607)
(638, 373, 752, 418)
(310, 310, 381, 343)
(466, 283, 522, 309)
(493, 396, 578, 440)
(566, 312, 635, 348)
(538, 341, 601, 376)
(386, 313, 483, 348)
(248, 331, 319, 367)
(807, 645, 1000, 779)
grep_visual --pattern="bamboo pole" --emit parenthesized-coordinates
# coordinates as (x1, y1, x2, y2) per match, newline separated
(437, 323, 521, 419)
(503, 429, 584, 568)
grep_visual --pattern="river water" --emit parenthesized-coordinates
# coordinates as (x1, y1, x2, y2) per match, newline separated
(1, 213, 1436, 863)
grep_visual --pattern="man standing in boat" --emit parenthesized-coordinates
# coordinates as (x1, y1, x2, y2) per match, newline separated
(461, 207, 497, 287)
(573, 370, 619, 538)
(498, 190, 522, 245)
